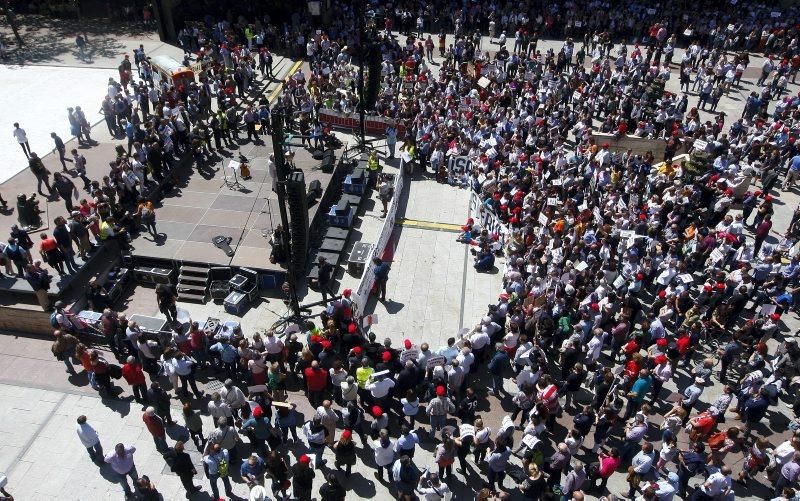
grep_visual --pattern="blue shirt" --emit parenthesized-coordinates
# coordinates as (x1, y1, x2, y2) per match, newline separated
(210, 342, 238, 363)
(791, 155, 800, 171)
(395, 432, 419, 452)
(630, 376, 652, 402)
(374, 263, 391, 280)
(240, 455, 266, 479)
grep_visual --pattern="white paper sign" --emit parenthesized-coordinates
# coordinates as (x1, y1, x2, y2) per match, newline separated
(772, 11, 781, 18)
(522, 434, 540, 448)
(547, 197, 558, 206)
(538, 212, 549, 226)
(694, 139, 708, 151)
(613, 275, 626, 289)
(678, 274, 695, 284)
(575, 261, 589, 272)
(460, 424, 476, 437)
(647, 8, 656, 14)
(574, 21, 582, 28)
(400, 348, 420, 363)
(709, 248, 725, 263)
(594, 207, 603, 223)
(426, 355, 447, 369)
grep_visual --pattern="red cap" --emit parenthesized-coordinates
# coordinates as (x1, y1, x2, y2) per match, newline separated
(382, 351, 391, 362)
(310, 335, 322, 344)
(770, 313, 781, 321)
(658, 290, 667, 298)
(343, 289, 352, 297)
(656, 338, 668, 347)
(590, 302, 600, 311)
(639, 213, 647, 221)
(436, 385, 446, 397)
(636, 273, 644, 280)
(321, 340, 332, 350)
(704, 285, 713, 292)
(348, 324, 357, 334)
(655, 355, 668, 365)
(353, 346, 362, 355)
(372, 405, 383, 417)
(716, 283, 725, 291)
(765, 194, 774, 202)
(342, 429, 352, 439)
(602, 142, 609, 148)
(404, 339, 412, 349)
(253, 406, 263, 418)
(299, 454, 311, 464)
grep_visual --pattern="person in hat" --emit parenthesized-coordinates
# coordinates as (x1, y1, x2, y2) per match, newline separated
(333, 429, 357, 475)
(426, 385, 455, 436)
(241, 405, 274, 456)
(291, 454, 315, 500)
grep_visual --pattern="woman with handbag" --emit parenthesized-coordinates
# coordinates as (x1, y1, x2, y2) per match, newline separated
(434, 435, 457, 480)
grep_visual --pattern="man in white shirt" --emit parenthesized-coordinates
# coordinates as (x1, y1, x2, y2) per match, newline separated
(76, 415, 103, 464)
(263, 330, 284, 364)
(437, 338, 459, 364)
(366, 373, 396, 411)
(12, 122, 30, 158)
(220, 379, 247, 420)
(698, 467, 732, 497)
(208, 391, 233, 424)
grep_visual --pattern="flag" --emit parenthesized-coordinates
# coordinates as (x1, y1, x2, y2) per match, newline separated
(363, 314, 379, 328)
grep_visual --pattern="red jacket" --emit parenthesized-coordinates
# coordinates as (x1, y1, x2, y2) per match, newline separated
(143, 413, 165, 438)
(304, 367, 328, 392)
(122, 362, 146, 386)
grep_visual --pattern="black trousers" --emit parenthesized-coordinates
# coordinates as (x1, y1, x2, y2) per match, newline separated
(178, 471, 196, 492)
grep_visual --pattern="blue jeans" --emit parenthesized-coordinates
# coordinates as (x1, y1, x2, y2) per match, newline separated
(209, 474, 232, 499)
(63, 347, 76, 373)
(117, 465, 139, 495)
(153, 435, 168, 452)
(86, 442, 103, 462)
(491, 374, 503, 394)
(430, 414, 446, 433)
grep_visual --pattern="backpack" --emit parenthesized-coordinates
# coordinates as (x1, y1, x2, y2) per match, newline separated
(707, 431, 727, 450)
(217, 457, 229, 477)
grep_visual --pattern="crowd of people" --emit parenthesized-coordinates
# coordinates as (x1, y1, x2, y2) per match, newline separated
(17, 0, 800, 500)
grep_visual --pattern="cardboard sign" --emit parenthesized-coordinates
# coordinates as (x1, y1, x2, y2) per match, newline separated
(572, 90, 582, 102)
(575, 261, 588, 272)
(400, 348, 420, 363)
(678, 274, 694, 284)
(538, 212, 549, 226)
(619, 230, 636, 240)
(647, 8, 656, 14)
(552, 178, 562, 186)
(477, 76, 492, 88)
(613, 275, 626, 289)
(426, 355, 447, 369)
(574, 21, 582, 28)
(371, 369, 391, 379)
(771, 11, 781, 18)
(272, 401, 294, 408)
(694, 139, 708, 151)
(247, 385, 268, 394)
(593, 207, 603, 224)
(460, 424, 475, 437)
(709, 248, 725, 263)
(522, 434, 540, 449)
(547, 197, 558, 206)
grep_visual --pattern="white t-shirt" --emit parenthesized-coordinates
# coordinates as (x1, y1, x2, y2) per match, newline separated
(13, 127, 27, 144)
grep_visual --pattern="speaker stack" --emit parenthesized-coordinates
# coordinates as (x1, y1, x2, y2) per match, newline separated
(321, 149, 336, 173)
(286, 170, 309, 274)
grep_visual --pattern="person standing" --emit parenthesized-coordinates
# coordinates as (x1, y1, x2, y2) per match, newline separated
(50, 132, 72, 171)
(51, 330, 79, 374)
(146, 381, 174, 424)
(52, 172, 77, 213)
(372, 257, 391, 301)
(142, 407, 168, 452)
(203, 443, 232, 500)
(164, 441, 200, 496)
(291, 454, 315, 500)
(104, 443, 138, 499)
(76, 415, 103, 465)
(386, 125, 398, 159)
(28, 152, 52, 195)
(122, 356, 147, 403)
(317, 256, 334, 302)
(13, 122, 30, 158)
(155, 283, 178, 324)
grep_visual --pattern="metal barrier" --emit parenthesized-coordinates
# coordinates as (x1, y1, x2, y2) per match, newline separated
(468, 190, 509, 246)
(352, 161, 407, 314)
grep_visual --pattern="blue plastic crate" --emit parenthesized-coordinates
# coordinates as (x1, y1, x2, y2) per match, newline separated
(327, 205, 354, 228)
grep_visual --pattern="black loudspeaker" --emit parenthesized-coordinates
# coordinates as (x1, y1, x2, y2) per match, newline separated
(286, 170, 309, 274)
(364, 44, 382, 111)
(321, 149, 336, 173)
(306, 179, 323, 205)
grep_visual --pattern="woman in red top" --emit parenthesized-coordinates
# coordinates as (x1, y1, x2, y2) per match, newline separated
(588, 447, 621, 493)
(39, 233, 65, 275)
(76, 343, 99, 390)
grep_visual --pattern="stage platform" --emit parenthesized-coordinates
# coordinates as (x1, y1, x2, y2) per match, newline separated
(131, 140, 348, 275)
